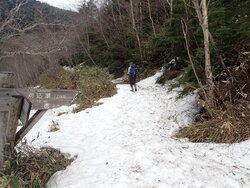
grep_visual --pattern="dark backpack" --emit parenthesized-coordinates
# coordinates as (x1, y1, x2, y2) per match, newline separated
(129, 65, 139, 76)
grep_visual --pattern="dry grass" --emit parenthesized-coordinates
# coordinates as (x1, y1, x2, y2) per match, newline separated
(32, 65, 117, 112)
(175, 53, 250, 143)
(73, 66, 116, 112)
(0, 146, 74, 188)
(156, 70, 179, 85)
(175, 106, 250, 143)
(48, 120, 60, 132)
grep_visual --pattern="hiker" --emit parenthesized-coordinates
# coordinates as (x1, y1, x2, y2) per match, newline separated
(127, 63, 139, 92)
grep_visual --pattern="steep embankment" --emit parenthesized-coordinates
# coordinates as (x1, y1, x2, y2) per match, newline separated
(25, 72, 250, 187)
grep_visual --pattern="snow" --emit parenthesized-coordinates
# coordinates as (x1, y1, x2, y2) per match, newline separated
(24, 71, 250, 188)
(62, 66, 75, 73)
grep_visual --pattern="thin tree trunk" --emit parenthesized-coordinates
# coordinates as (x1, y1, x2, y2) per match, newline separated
(73, 25, 96, 66)
(167, 0, 174, 57)
(117, 0, 124, 28)
(98, 12, 110, 49)
(192, 0, 227, 71)
(181, 19, 208, 101)
(201, 0, 213, 90)
(192, 0, 214, 105)
(110, 2, 120, 33)
(166, 0, 173, 19)
(130, 0, 143, 61)
(147, 0, 156, 37)
(139, 2, 143, 37)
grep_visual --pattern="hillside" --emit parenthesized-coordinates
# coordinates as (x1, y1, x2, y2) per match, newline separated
(0, 0, 74, 24)
(0, 0, 249, 187)
(0, 0, 77, 87)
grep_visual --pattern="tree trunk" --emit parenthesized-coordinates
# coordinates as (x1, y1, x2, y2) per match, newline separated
(130, 0, 143, 61)
(73, 24, 96, 66)
(192, 0, 214, 105)
(117, 0, 124, 28)
(201, 0, 214, 97)
(192, 0, 227, 71)
(166, 0, 173, 19)
(98, 12, 110, 49)
(181, 19, 207, 100)
(147, 0, 156, 37)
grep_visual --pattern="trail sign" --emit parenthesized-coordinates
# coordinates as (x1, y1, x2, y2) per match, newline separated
(0, 72, 78, 164)
(0, 88, 78, 110)
(16, 88, 78, 110)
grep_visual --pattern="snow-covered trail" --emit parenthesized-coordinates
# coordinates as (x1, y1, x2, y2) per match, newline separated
(25, 72, 250, 188)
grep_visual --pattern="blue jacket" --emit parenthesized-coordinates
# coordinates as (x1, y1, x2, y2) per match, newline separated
(128, 64, 138, 76)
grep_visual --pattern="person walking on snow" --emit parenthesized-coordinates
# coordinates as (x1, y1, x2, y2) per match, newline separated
(127, 63, 139, 92)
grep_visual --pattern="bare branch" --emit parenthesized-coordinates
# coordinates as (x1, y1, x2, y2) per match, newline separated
(0, 48, 65, 60)
(0, 0, 28, 33)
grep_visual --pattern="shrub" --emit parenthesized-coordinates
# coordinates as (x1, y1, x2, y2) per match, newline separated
(74, 66, 116, 111)
(33, 66, 116, 112)
(0, 146, 73, 188)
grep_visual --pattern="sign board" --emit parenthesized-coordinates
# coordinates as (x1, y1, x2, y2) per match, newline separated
(0, 72, 79, 163)
(0, 89, 13, 112)
(0, 88, 14, 98)
(0, 99, 11, 112)
(16, 88, 78, 110)
(19, 97, 32, 126)
(0, 87, 78, 111)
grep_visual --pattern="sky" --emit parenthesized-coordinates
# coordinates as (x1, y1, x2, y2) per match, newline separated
(38, 0, 82, 11)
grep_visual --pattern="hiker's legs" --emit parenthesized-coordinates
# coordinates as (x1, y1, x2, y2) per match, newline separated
(130, 84, 137, 92)
(134, 84, 137, 91)
(130, 84, 134, 91)
(129, 75, 137, 92)
(134, 77, 137, 91)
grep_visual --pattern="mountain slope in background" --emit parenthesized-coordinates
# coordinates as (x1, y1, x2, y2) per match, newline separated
(0, 0, 78, 87)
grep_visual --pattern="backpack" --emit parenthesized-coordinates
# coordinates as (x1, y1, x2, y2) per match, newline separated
(129, 65, 138, 76)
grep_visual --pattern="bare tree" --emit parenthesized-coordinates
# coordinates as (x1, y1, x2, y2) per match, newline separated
(147, 0, 156, 37)
(166, 0, 173, 19)
(0, 0, 77, 87)
(0, 0, 70, 61)
(192, 0, 214, 105)
(116, 0, 124, 28)
(181, 19, 208, 102)
(192, 0, 227, 71)
(129, 0, 143, 61)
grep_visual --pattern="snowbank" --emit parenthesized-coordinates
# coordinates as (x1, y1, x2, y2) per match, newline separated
(24, 71, 250, 188)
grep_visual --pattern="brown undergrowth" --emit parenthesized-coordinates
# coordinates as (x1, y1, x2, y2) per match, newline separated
(156, 70, 179, 85)
(175, 35, 250, 143)
(0, 65, 117, 187)
(33, 65, 117, 112)
(0, 145, 74, 188)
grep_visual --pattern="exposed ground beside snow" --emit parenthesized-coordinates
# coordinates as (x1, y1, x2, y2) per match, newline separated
(25, 72, 250, 188)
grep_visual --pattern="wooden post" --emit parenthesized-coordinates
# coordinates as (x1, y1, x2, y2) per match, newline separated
(4, 97, 22, 161)
(0, 111, 9, 164)
(0, 72, 17, 164)
(15, 110, 47, 145)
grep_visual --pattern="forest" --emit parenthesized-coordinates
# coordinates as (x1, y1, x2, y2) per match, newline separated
(1, 0, 250, 142)
(0, 0, 250, 142)
(0, 0, 250, 186)
(67, 0, 250, 143)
